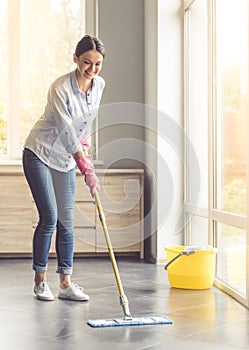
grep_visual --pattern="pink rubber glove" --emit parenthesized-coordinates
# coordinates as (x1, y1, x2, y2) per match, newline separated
(75, 156, 100, 198)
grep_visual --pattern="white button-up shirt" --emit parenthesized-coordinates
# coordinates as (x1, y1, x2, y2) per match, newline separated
(24, 70, 105, 172)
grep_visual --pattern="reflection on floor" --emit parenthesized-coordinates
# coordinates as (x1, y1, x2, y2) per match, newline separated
(1, 257, 249, 350)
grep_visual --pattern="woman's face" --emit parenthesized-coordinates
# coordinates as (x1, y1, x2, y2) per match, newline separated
(74, 50, 103, 80)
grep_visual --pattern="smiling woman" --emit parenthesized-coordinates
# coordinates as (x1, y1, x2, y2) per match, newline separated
(0, 0, 86, 161)
(22, 34, 106, 301)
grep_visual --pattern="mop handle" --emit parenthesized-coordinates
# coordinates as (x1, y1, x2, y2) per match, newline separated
(81, 148, 125, 297)
(94, 191, 132, 318)
(94, 191, 125, 297)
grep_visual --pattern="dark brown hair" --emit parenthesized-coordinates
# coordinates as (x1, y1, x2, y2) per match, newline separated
(75, 35, 105, 58)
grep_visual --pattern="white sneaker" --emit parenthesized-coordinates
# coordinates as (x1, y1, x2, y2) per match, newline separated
(34, 281, 55, 301)
(58, 283, 89, 301)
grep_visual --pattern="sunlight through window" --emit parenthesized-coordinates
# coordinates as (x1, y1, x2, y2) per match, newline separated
(0, 0, 85, 160)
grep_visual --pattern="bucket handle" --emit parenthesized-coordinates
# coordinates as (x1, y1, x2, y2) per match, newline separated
(164, 250, 195, 270)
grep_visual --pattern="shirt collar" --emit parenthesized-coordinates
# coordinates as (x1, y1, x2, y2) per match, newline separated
(71, 70, 96, 94)
(71, 70, 80, 94)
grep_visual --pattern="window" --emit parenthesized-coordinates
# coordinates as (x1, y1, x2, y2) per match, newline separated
(0, 0, 98, 162)
(214, 0, 248, 301)
(215, 0, 247, 216)
(184, 0, 249, 307)
(0, 0, 8, 156)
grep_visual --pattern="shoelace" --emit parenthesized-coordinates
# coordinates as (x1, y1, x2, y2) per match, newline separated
(71, 283, 84, 292)
(35, 281, 48, 292)
(40, 281, 49, 292)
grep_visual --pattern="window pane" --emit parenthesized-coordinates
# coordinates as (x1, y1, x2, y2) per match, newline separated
(1, 0, 85, 159)
(216, 223, 246, 296)
(0, 0, 8, 156)
(215, 0, 248, 215)
(186, 0, 208, 208)
(19, 0, 85, 154)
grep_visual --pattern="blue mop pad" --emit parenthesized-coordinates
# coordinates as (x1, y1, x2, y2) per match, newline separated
(87, 315, 173, 328)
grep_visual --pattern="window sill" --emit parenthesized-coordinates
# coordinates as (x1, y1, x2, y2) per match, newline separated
(0, 159, 22, 165)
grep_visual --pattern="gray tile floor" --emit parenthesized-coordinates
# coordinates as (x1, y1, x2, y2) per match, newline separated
(1, 257, 249, 350)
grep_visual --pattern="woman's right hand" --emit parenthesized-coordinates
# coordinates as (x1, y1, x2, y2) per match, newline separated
(85, 169, 100, 198)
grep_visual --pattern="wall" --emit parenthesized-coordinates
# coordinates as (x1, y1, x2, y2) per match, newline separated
(144, 0, 158, 261)
(144, 0, 184, 262)
(97, 0, 184, 262)
(97, 0, 145, 169)
(157, 0, 184, 261)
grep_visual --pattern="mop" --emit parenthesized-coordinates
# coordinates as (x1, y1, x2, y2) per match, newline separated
(84, 153, 173, 327)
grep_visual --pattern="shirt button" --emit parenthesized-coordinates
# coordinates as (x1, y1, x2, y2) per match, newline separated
(79, 128, 82, 132)
(84, 121, 87, 124)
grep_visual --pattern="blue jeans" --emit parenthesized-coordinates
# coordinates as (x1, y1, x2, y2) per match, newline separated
(22, 148, 76, 275)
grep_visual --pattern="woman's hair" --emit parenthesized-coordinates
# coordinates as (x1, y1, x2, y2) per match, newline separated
(75, 35, 105, 58)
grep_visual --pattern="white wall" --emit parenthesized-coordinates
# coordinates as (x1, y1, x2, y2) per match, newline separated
(157, 0, 184, 261)
(145, 0, 184, 262)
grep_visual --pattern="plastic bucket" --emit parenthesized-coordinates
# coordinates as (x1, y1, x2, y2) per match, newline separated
(164, 245, 217, 290)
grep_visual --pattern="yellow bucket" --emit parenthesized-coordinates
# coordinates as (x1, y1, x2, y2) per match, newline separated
(164, 246, 217, 290)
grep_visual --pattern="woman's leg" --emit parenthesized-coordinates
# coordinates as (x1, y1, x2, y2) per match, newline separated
(22, 148, 57, 282)
(51, 167, 76, 287)
(51, 167, 89, 301)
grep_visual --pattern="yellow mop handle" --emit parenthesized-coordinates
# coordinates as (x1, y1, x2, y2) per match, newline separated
(94, 192, 124, 296)
(82, 148, 131, 318)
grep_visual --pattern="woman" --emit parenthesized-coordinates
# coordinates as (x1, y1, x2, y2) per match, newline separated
(22, 35, 105, 301)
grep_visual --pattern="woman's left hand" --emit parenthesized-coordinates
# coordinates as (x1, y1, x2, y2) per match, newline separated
(75, 155, 100, 198)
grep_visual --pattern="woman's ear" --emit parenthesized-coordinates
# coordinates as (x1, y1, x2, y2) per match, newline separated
(73, 54, 78, 64)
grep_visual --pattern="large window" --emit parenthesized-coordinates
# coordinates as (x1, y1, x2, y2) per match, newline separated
(184, 0, 249, 307)
(0, 0, 8, 156)
(216, 0, 247, 216)
(0, 0, 88, 161)
(214, 0, 248, 300)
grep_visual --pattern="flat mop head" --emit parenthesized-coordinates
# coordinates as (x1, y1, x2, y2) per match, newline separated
(87, 315, 173, 328)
